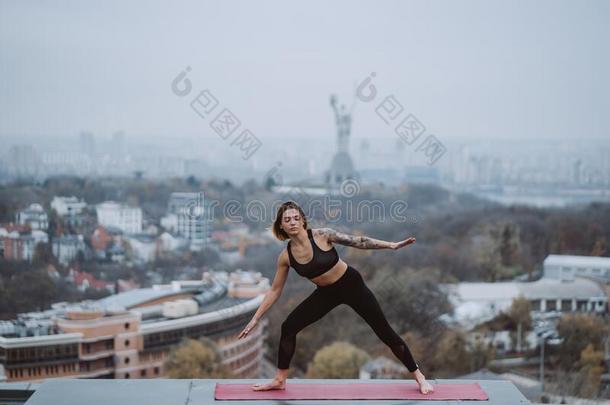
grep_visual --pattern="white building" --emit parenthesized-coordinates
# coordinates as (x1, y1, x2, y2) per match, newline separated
(0, 227, 48, 262)
(163, 192, 211, 251)
(96, 201, 142, 235)
(16, 203, 48, 230)
(157, 232, 188, 253)
(52, 235, 86, 265)
(160, 213, 178, 234)
(443, 276, 608, 330)
(227, 270, 271, 298)
(123, 234, 156, 263)
(543, 254, 610, 282)
(50, 196, 87, 217)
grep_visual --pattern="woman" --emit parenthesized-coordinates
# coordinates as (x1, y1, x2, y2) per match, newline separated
(238, 201, 434, 394)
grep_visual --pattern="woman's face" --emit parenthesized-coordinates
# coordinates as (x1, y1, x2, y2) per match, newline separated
(281, 208, 304, 237)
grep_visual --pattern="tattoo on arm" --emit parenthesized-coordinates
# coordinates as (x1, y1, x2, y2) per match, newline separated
(317, 228, 392, 249)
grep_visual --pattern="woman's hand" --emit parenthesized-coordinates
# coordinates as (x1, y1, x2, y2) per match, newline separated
(238, 318, 259, 339)
(391, 237, 416, 250)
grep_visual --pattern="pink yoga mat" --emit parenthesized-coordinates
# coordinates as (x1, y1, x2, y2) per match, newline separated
(215, 382, 489, 400)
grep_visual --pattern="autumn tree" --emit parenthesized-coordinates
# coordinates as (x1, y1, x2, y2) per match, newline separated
(576, 344, 605, 398)
(164, 337, 232, 378)
(401, 331, 426, 364)
(430, 329, 471, 377)
(590, 237, 608, 256)
(469, 225, 502, 282)
(468, 340, 495, 372)
(306, 341, 370, 379)
(507, 296, 532, 351)
(469, 220, 521, 281)
(556, 314, 607, 371)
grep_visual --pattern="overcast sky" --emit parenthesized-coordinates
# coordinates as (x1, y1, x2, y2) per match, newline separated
(1, 0, 609, 143)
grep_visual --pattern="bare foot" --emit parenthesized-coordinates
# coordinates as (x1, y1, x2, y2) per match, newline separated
(252, 377, 286, 391)
(415, 377, 434, 394)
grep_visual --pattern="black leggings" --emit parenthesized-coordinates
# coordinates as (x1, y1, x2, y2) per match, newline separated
(277, 265, 419, 372)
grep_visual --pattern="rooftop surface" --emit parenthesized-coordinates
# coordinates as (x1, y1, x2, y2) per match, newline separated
(0, 378, 534, 405)
(544, 254, 610, 267)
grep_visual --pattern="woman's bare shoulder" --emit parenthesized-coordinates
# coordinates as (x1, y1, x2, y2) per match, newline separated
(278, 247, 290, 265)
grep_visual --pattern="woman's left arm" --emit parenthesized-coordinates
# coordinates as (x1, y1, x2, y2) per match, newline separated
(317, 228, 415, 250)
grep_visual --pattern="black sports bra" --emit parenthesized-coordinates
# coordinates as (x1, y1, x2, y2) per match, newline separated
(287, 229, 340, 279)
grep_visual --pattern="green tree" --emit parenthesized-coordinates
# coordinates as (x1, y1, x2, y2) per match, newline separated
(164, 337, 232, 378)
(7, 269, 57, 313)
(306, 341, 371, 378)
(499, 221, 520, 266)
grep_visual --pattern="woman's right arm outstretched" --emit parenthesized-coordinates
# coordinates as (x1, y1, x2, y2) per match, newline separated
(238, 249, 290, 339)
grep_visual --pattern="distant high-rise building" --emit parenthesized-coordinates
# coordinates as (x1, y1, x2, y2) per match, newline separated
(51, 196, 87, 217)
(5, 145, 42, 178)
(572, 159, 582, 185)
(112, 131, 126, 158)
(166, 192, 211, 251)
(96, 201, 142, 235)
(79, 131, 96, 157)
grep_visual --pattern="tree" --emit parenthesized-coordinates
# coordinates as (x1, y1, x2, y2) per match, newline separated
(191, 247, 221, 268)
(430, 329, 471, 377)
(556, 314, 607, 371)
(186, 175, 200, 188)
(371, 268, 451, 337)
(576, 344, 604, 398)
(306, 341, 370, 378)
(33, 242, 55, 267)
(590, 237, 608, 256)
(164, 338, 232, 378)
(507, 296, 532, 330)
(7, 269, 57, 314)
(401, 331, 426, 365)
(469, 220, 521, 281)
(470, 226, 502, 282)
(507, 296, 532, 352)
(122, 240, 134, 262)
(468, 340, 495, 372)
(0, 279, 10, 319)
(499, 221, 520, 266)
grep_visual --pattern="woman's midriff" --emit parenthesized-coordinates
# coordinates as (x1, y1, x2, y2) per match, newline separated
(310, 259, 349, 287)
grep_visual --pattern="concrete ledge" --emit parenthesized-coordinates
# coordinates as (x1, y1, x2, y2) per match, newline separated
(0, 378, 537, 405)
